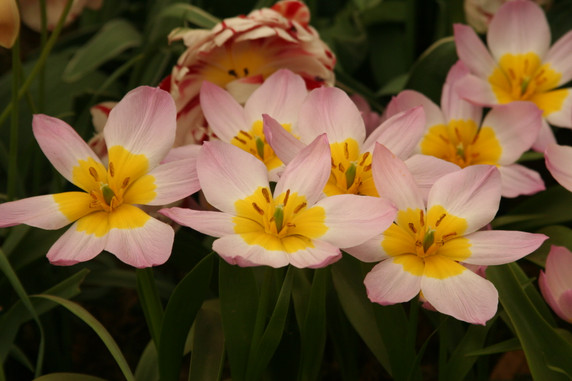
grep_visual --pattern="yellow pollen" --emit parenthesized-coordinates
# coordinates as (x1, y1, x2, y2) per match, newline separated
(89, 167, 99, 181)
(262, 188, 271, 203)
(109, 162, 115, 177)
(252, 202, 265, 215)
(294, 202, 307, 214)
(283, 189, 290, 206)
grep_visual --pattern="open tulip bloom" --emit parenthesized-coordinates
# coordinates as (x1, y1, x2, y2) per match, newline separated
(346, 143, 547, 324)
(200, 69, 308, 179)
(454, 0, 572, 150)
(0, 86, 200, 268)
(160, 135, 397, 268)
(386, 60, 545, 198)
(263, 85, 459, 198)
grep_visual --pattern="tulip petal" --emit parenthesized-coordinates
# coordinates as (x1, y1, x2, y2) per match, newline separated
(364, 257, 423, 305)
(544, 30, 572, 86)
(32, 114, 103, 188)
(104, 86, 177, 169)
(297, 87, 365, 144)
(371, 143, 425, 211)
(544, 88, 572, 128)
(200, 81, 250, 142)
(454, 24, 497, 78)
(363, 106, 426, 159)
(441, 61, 483, 123)
(532, 118, 557, 152)
(197, 140, 269, 213)
(274, 134, 331, 205)
(539, 270, 572, 322)
(316, 194, 396, 248)
(498, 164, 545, 198)
(544, 246, 572, 298)
(287, 239, 342, 269)
(0, 193, 87, 229)
(47, 222, 107, 266)
(405, 155, 460, 202)
(244, 69, 307, 125)
(213, 234, 290, 268)
(460, 230, 547, 265)
(428, 165, 501, 234)
(455, 74, 498, 106)
(545, 143, 572, 192)
(421, 259, 498, 324)
(487, 0, 550, 59)
(159, 208, 236, 237)
(344, 235, 388, 263)
(383, 90, 444, 131)
(263, 114, 305, 165)
(105, 214, 174, 268)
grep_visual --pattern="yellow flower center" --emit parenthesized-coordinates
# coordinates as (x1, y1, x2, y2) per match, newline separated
(420, 119, 501, 167)
(325, 138, 377, 196)
(231, 120, 292, 171)
(382, 206, 471, 279)
(488, 52, 568, 116)
(233, 186, 328, 253)
(52, 146, 156, 237)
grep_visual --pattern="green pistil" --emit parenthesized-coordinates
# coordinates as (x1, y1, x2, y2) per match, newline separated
(273, 206, 284, 233)
(101, 184, 116, 205)
(256, 137, 265, 160)
(521, 76, 531, 95)
(345, 163, 357, 189)
(422, 229, 435, 252)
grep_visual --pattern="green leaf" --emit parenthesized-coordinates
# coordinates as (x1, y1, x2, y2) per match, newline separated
(33, 373, 107, 381)
(31, 295, 135, 381)
(297, 269, 328, 381)
(465, 337, 521, 357)
(189, 299, 225, 381)
(246, 268, 294, 380)
(63, 19, 142, 82)
(330, 256, 391, 373)
(158, 253, 214, 381)
(218, 259, 259, 381)
(406, 37, 458, 104)
(157, 4, 220, 28)
(487, 263, 572, 380)
(136, 268, 164, 346)
(134, 341, 159, 381)
(0, 268, 89, 363)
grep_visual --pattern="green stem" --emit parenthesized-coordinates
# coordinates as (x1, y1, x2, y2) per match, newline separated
(136, 268, 164, 346)
(39, 0, 48, 112)
(0, 0, 74, 130)
(247, 268, 274, 367)
(438, 315, 448, 381)
(7, 38, 20, 200)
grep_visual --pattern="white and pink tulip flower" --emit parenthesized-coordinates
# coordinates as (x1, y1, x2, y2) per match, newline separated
(163, 0, 336, 146)
(539, 245, 572, 323)
(0, 87, 200, 268)
(160, 136, 397, 269)
(386, 61, 544, 198)
(199, 69, 308, 180)
(346, 143, 548, 325)
(454, 0, 572, 151)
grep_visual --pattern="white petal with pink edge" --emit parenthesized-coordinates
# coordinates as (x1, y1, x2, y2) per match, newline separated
(532, 118, 557, 152)
(263, 114, 306, 165)
(287, 239, 342, 269)
(544, 246, 572, 297)
(139, 158, 199, 206)
(364, 257, 422, 305)
(244, 69, 307, 125)
(363, 106, 426, 159)
(32, 114, 103, 187)
(428, 165, 501, 234)
(405, 155, 460, 202)
(197, 141, 270, 213)
(297, 87, 365, 145)
(498, 164, 545, 198)
(482, 102, 542, 165)
(0, 194, 79, 229)
(316, 194, 396, 248)
(421, 262, 498, 325)
(544, 30, 572, 86)
(454, 24, 497, 78)
(545, 143, 572, 192)
(47, 222, 107, 266)
(159, 208, 235, 237)
(455, 74, 499, 106)
(104, 86, 177, 169)
(344, 234, 388, 263)
(461, 230, 547, 265)
(487, 0, 550, 60)
(200, 81, 250, 142)
(441, 61, 483, 123)
(213, 234, 291, 268)
(105, 215, 174, 268)
(274, 134, 331, 206)
(545, 89, 572, 128)
(539, 271, 572, 322)
(384, 90, 443, 129)
(162, 144, 200, 163)
(371, 143, 425, 211)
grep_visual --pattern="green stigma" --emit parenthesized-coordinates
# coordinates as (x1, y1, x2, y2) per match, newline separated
(422, 229, 435, 252)
(273, 206, 284, 233)
(101, 184, 116, 206)
(256, 137, 265, 160)
(345, 163, 357, 189)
